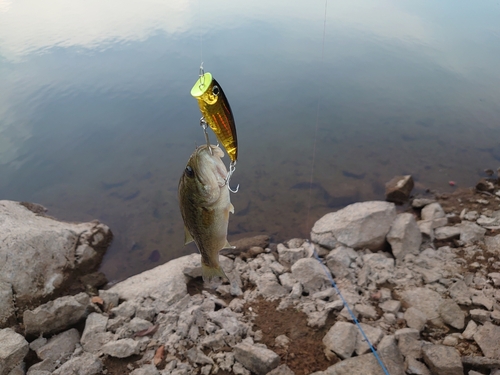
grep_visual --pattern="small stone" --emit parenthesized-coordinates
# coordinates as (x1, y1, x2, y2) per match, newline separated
(434, 226, 461, 241)
(234, 342, 280, 375)
(322, 322, 357, 360)
(380, 300, 401, 315)
(355, 304, 378, 320)
(470, 309, 491, 323)
(406, 356, 431, 375)
(130, 365, 160, 375)
(274, 335, 290, 348)
(385, 175, 414, 204)
(439, 300, 465, 329)
(266, 364, 295, 375)
(0, 328, 29, 375)
(472, 294, 494, 311)
(462, 320, 478, 340)
(442, 335, 458, 346)
(52, 352, 103, 375)
(277, 244, 306, 267)
(404, 307, 427, 332)
(474, 321, 500, 359)
(291, 258, 331, 294)
(387, 213, 422, 260)
(412, 198, 436, 208)
(101, 339, 140, 358)
(448, 280, 472, 305)
(186, 347, 214, 365)
(355, 323, 384, 355)
(422, 344, 463, 375)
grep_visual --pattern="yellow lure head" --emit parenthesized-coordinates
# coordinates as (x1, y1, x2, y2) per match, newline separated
(191, 72, 238, 163)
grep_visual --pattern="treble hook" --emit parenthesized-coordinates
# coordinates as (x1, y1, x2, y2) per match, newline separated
(200, 117, 213, 155)
(225, 161, 239, 193)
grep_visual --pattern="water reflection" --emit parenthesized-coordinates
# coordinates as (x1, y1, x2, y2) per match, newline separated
(1, 0, 500, 281)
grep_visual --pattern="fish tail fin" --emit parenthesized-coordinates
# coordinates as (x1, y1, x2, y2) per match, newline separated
(201, 263, 228, 283)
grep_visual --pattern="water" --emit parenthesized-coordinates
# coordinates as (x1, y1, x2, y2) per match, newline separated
(1, 0, 500, 282)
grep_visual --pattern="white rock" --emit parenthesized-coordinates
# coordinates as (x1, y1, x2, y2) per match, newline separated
(473, 321, 500, 359)
(0, 328, 29, 375)
(256, 273, 287, 300)
(421, 203, 445, 221)
(448, 280, 472, 305)
(355, 323, 384, 355)
(434, 226, 461, 241)
(471, 293, 494, 311)
(35, 328, 80, 368)
(291, 258, 331, 294)
(404, 307, 427, 332)
(0, 201, 110, 327)
(405, 356, 431, 375)
(400, 288, 443, 325)
(130, 365, 160, 375)
(387, 213, 422, 261)
(311, 201, 396, 250)
(81, 313, 113, 353)
(322, 322, 357, 360)
(355, 304, 378, 320)
(470, 309, 490, 323)
(277, 244, 307, 267)
(485, 234, 500, 255)
(459, 221, 486, 244)
(234, 342, 280, 375)
(110, 254, 200, 312)
(438, 300, 465, 329)
(380, 300, 401, 315)
(461, 320, 478, 340)
(422, 344, 463, 375)
(101, 338, 140, 358)
(357, 253, 394, 287)
(52, 352, 102, 375)
(442, 335, 458, 346)
(23, 293, 89, 336)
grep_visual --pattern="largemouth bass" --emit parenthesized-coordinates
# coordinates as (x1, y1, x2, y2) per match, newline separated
(178, 144, 234, 282)
(191, 72, 238, 163)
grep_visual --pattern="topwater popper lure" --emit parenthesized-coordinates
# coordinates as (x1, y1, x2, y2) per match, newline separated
(191, 71, 238, 164)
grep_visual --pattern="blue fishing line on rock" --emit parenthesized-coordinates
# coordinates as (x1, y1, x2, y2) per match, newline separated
(312, 249, 391, 375)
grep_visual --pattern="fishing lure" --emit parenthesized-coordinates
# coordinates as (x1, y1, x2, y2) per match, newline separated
(191, 72, 238, 163)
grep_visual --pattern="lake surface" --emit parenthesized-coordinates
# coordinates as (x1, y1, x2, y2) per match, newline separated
(1, 0, 500, 282)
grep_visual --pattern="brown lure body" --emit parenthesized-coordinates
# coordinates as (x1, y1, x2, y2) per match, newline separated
(191, 72, 237, 163)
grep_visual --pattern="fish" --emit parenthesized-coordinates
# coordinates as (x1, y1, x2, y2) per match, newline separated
(191, 72, 238, 163)
(178, 144, 234, 282)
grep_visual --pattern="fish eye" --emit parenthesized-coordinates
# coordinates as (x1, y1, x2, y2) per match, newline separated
(185, 165, 194, 178)
(212, 85, 220, 96)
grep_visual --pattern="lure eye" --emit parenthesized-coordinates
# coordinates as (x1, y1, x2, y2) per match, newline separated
(212, 85, 220, 96)
(185, 165, 194, 178)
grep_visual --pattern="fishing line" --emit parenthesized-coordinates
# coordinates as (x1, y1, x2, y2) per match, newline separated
(306, 3, 390, 374)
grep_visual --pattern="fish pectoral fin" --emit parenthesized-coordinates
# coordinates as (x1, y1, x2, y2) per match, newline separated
(223, 240, 235, 250)
(184, 227, 194, 245)
(229, 203, 234, 214)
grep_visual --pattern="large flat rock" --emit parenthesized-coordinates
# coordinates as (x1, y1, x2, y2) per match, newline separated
(0, 200, 111, 328)
(311, 201, 396, 250)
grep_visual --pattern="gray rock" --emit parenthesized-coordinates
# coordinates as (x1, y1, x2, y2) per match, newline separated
(417, 220, 434, 241)
(81, 313, 113, 353)
(404, 307, 427, 332)
(434, 226, 461, 241)
(462, 320, 478, 340)
(0, 200, 111, 327)
(385, 175, 414, 204)
(0, 328, 29, 375)
(438, 300, 465, 329)
(208, 308, 247, 337)
(36, 328, 80, 368)
(379, 300, 401, 315)
(473, 321, 500, 359)
(278, 273, 296, 292)
(387, 213, 422, 260)
(462, 356, 500, 369)
(412, 198, 436, 208)
(311, 201, 396, 250)
(405, 357, 430, 375)
(186, 347, 214, 365)
(355, 304, 378, 320)
(0, 282, 14, 328)
(355, 324, 384, 355)
(458, 221, 486, 244)
(52, 352, 103, 375)
(266, 364, 295, 375)
(400, 288, 443, 325)
(448, 280, 472, 305)
(471, 293, 494, 310)
(421, 203, 446, 221)
(256, 273, 288, 300)
(323, 322, 357, 360)
(277, 244, 307, 267)
(397, 334, 422, 359)
(98, 290, 119, 311)
(234, 342, 280, 375)
(321, 337, 405, 375)
(422, 344, 463, 375)
(485, 234, 500, 255)
(110, 300, 137, 319)
(101, 338, 140, 358)
(357, 253, 394, 287)
(291, 258, 331, 294)
(442, 335, 459, 346)
(326, 248, 355, 280)
(470, 309, 490, 323)
(109, 254, 201, 312)
(23, 293, 89, 336)
(130, 365, 160, 375)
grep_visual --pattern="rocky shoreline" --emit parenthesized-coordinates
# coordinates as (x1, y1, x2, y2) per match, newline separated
(2, 176, 500, 375)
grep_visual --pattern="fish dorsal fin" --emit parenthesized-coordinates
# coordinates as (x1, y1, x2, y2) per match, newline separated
(184, 226, 194, 245)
